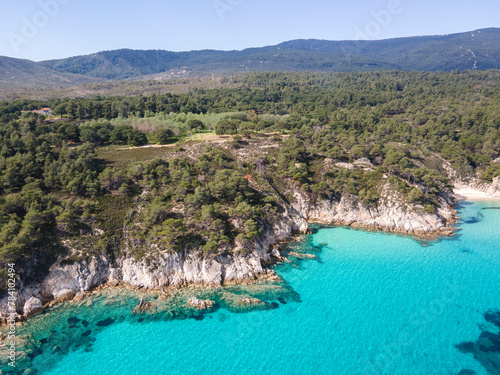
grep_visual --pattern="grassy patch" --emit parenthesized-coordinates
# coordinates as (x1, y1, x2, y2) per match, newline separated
(95, 194, 134, 233)
(97, 146, 172, 170)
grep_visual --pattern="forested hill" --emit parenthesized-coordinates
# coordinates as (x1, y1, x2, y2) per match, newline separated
(2, 28, 499, 88)
(0, 70, 499, 289)
(38, 28, 500, 79)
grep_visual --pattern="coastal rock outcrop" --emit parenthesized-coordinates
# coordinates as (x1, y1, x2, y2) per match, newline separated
(188, 297, 214, 310)
(289, 183, 456, 237)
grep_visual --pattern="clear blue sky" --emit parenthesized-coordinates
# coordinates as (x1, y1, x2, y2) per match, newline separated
(0, 0, 498, 61)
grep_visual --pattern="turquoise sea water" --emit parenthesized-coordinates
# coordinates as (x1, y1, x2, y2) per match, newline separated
(33, 201, 500, 374)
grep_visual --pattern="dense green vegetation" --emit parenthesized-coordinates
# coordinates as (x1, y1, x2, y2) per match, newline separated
(5, 70, 499, 173)
(1, 70, 499, 288)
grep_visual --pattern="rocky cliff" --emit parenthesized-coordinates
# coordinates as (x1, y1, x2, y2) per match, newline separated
(0, 184, 457, 319)
(290, 183, 456, 237)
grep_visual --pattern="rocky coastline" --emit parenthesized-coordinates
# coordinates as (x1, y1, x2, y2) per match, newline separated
(0, 182, 466, 320)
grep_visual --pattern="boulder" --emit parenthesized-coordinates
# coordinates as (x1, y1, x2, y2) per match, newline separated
(54, 289, 75, 302)
(23, 297, 43, 317)
(335, 162, 355, 170)
(72, 292, 86, 302)
(353, 158, 374, 168)
(270, 246, 282, 260)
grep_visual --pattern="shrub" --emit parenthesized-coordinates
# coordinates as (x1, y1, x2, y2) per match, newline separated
(187, 119, 205, 132)
(154, 128, 174, 145)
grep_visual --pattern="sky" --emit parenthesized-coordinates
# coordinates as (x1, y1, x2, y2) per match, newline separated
(0, 0, 499, 61)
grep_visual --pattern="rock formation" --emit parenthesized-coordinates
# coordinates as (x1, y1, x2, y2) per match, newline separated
(187, 297, 214, 310)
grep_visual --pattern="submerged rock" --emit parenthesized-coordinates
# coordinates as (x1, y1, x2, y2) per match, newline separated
(221, 292, 267, 312)
(188, 297, 214, 310)
(132, 297, 155, 314)
(96, 318, 115, 327)
(288, 251, 317, 260)
(238, 297, 265, 308)
(456, 309, 500, 374)
(484, 310, 500, 328)
(67, 317, 81, 325)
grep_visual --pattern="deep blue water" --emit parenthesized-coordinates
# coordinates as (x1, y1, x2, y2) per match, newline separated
(34, 201, 500, 374)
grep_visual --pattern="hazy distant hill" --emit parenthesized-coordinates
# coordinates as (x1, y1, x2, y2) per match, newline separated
(0, 56, 98, 89)
(1, 28, 499, 89)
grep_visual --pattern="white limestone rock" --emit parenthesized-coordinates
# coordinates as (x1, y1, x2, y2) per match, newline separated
(23, 297, 43, 317)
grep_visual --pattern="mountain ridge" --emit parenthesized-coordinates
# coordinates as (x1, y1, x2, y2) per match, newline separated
(1, 27, 499, 89)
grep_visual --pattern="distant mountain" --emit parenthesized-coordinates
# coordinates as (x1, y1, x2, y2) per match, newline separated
(276, 28, 500, 71)
(1, 28, 499, 89)
(0, 56, 98, 89)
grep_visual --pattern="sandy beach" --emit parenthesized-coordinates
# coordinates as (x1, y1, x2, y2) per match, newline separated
(454, 186, 500, 201)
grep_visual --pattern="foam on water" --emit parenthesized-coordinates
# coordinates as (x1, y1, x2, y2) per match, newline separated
(13, 201, 500, 374)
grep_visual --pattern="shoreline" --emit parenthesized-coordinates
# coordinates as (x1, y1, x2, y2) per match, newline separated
(1, 213, 460, 324)
(0, 264, 292, 327)
(454, 186, 500, 202)
(0, 189, 464, 323)
(308, 219, 457, 240)
(4, 218, 456, 325)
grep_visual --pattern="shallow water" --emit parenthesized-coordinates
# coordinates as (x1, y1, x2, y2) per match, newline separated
(11, 201, 500, 374)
